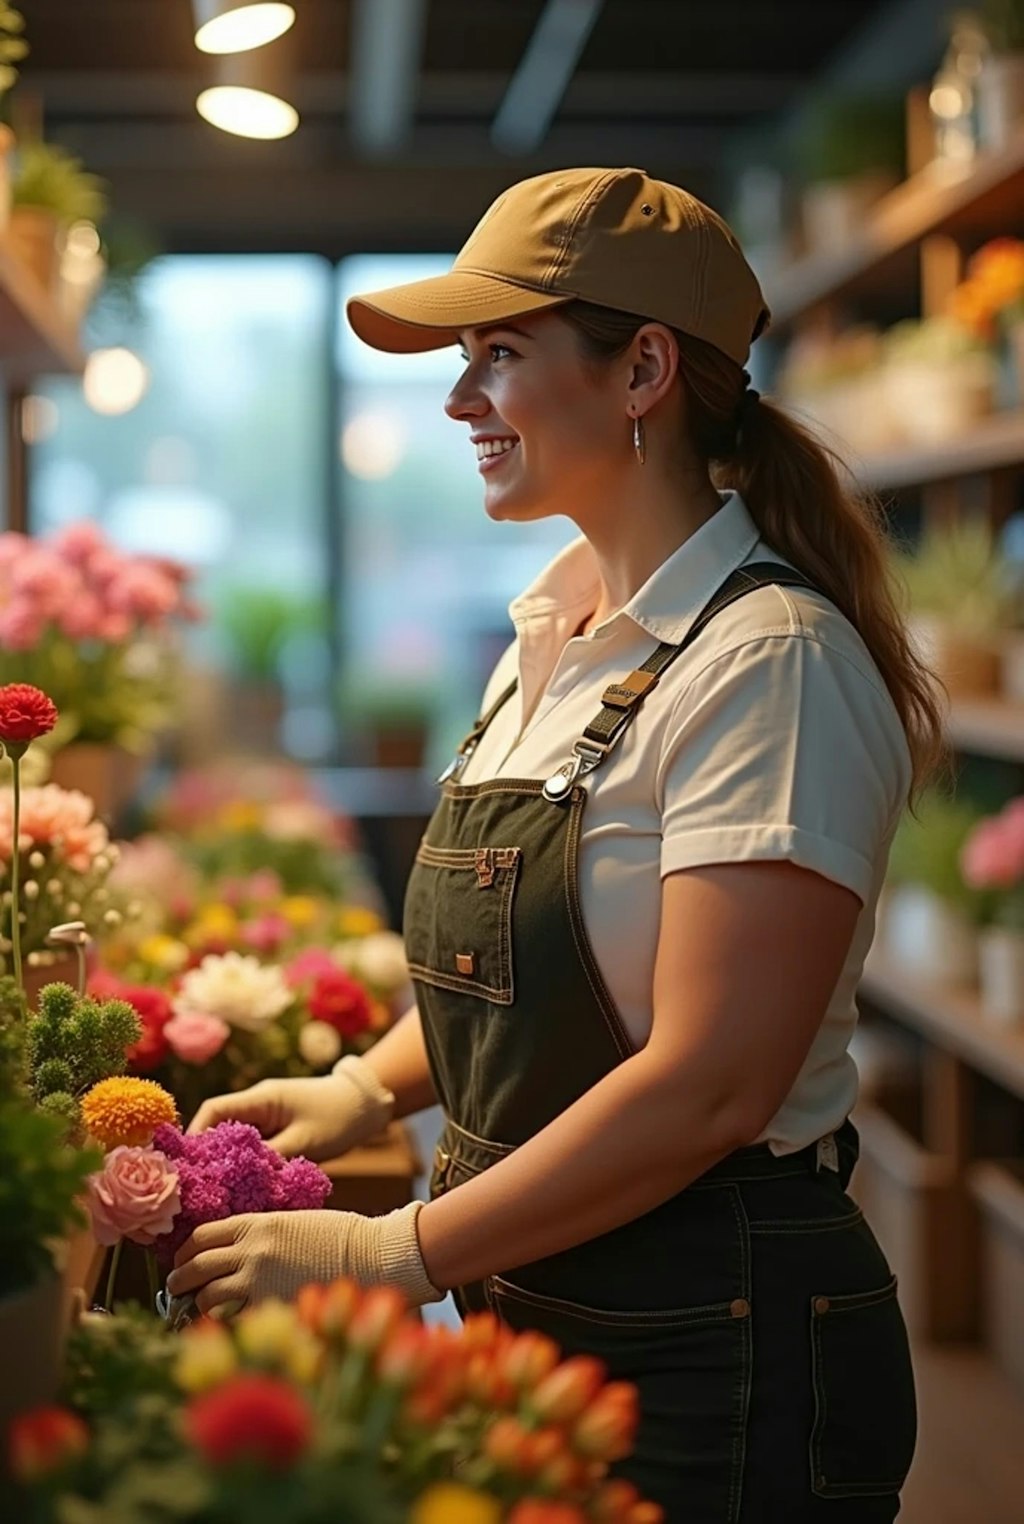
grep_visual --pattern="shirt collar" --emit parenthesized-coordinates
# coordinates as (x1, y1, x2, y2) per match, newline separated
(508, 491, 762, 645)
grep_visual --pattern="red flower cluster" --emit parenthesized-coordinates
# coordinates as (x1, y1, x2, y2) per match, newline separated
(88, 970, 174, 1072)
(8, 1406, 88, 1481)
(308, 967, 372, 1038)
(185, 1372, 312, 1469)
(0, 682, 59, 746)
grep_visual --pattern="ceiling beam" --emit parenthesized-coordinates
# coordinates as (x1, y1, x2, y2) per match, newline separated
(349, 0, 428, 156)
(491, 0, 605, 155)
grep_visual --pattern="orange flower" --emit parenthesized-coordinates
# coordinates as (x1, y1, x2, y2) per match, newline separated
(296, 1277, 360, 1340)
(376, 1322, 432, 1388)
(571, 1381, 639, 1462)
(8, 1407, 88, 1482)
(80, 1075, 178, 1148)
(499, 1329, 561, 1392)
(591, 1479, 665, 1524)
(346, 1285, 407, 1353)
(506, 1501, 589, 1524)
(529, 1356, 606, 1426)
(483, 1413, 531, 1472)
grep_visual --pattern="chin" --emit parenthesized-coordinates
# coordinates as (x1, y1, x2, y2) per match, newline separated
(483, 486, 557, 523)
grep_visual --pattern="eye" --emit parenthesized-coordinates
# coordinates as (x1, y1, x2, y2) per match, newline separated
(488, 342, 514, 361)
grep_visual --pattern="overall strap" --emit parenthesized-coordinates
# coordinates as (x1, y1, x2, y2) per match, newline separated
(437, 677, 519, 784)
(542, 560, 820, 801)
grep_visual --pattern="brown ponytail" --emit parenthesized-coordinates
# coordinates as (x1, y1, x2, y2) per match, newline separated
(561, 300, 947, 803)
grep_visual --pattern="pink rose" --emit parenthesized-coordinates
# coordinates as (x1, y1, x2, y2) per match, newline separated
(86, 1145, 181, 1247)
(164, 1009, 230, 1064)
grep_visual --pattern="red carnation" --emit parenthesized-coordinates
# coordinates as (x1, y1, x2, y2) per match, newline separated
(185, 1373, 312, 1470)
(308, 967, 373, 1038)
(88, 971, 173, 1071)
(8, 1406, 88, 1482)
(0, 683, 59, 749)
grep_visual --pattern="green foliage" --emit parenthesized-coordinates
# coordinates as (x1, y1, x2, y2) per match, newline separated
(889, 788, 986, 911)
(982, 0, 1024, 52)
(799, 92, 906, 184)
(62, 1304, 178, 1418)
(12, 139, 108, 225)
(0, 1094, 100, 1296)
(28, 985, 142, 1131)
(0, 1, 27, 98)
(0, 972, 28, 1100)
(186, 829, 353, 899)
(892, 517, 1014, 637)
(217, 585, 327, 682)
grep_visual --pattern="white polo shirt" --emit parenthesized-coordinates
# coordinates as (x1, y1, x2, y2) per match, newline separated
(457, 491, 912, 1155)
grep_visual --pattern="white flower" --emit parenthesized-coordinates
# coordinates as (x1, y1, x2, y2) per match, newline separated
(347, 930, 408, 993)
(174, 951, 292, 1032)
(262, 800, 333, 842)
(298, 1019, 343, 1068)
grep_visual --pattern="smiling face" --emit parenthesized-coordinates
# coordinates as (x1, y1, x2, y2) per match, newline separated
(445, 310, 634, 523)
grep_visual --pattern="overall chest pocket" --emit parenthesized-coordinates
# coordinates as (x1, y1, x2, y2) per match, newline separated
(405, 843, 522, 1005)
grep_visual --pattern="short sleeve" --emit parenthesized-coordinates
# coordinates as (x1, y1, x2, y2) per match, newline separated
(656, 632, 911, 904)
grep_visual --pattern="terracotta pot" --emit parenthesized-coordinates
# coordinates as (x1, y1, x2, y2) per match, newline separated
(48, 742, 145, 826)
(907, 613, 1001, 699)
(5, 205, 64, 295)
(0, 1271, 64, 1482)
(21, 949, 80, 1011)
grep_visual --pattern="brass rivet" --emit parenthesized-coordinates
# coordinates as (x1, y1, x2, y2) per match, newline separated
(730, 1297, 750, 1318)
(814, 1296, 830, 1316)
(455, 952, 475, 976)
(641, 204, 654, 215)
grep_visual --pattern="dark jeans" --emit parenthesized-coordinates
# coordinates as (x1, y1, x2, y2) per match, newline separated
(448, 1126, 917, 1524)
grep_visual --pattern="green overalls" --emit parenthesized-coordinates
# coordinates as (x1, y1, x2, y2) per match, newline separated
(404, 561, 917, 1523)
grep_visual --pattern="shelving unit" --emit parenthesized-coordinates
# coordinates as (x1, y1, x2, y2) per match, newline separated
(855, 411, 1024, 492)
(947, 696, 1024, 762)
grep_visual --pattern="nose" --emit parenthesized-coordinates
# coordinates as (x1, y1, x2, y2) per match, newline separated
(444, 369, 488, 423)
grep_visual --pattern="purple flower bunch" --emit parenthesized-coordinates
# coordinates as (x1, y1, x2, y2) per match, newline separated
(150, 1121, 332, 1267)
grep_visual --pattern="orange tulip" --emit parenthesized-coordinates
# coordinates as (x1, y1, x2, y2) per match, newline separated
(626, 1504, 665, 1524)
(297, 1277, 361, 1340)
(464, 1349, 516, 1410)
(483, 1413, 531, 1472)
(529, 1356, 606, 1425)
(506, 1501, 588, 1524)
(377, 1322, 432, 1388)
(571, 1382, 638, 1462)
(499, 1330, 561, 1391)
(590, 1478, 642, 1522)
(346, 1286, 407, 1353)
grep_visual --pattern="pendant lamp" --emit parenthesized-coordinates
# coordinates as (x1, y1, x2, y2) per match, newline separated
(192, 0, 295, 55)
(196, 17, 299, 139)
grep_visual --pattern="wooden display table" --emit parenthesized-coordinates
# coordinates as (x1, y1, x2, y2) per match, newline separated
(322, 1122, 422, 1216)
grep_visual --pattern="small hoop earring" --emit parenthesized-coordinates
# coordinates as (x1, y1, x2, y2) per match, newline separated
(632, 413, 646, 465)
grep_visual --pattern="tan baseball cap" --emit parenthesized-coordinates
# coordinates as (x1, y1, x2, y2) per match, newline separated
(346, 166, 769, 367)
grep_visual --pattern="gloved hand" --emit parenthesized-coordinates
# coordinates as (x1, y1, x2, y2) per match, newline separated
(164, 1201, 443, 1315)
(186, 1055, 395, 1163)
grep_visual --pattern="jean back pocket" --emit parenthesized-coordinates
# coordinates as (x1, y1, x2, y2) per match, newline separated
(810, 1276, 917, 1498)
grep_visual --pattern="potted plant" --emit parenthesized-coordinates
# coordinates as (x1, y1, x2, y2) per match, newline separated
(8, 139, 107, 296)
(893, 518, 1011, 698)
(797, 92, 905, 253)
(338, 676, 438, 770)
(978, 0, 1024, 150)
(883, 316, 996, 443)
(775, 325, 895, 453)
(215, 584, 327, 753)
(960, 796, 1024, 1022)
(884, 789, 986, 984)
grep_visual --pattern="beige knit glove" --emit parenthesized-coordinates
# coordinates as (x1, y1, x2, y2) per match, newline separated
(186, 1055, 395, 1163)
(165, 1201, 443, 1316)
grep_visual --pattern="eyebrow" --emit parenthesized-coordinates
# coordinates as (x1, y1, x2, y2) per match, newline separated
(458, 324, 533, 346)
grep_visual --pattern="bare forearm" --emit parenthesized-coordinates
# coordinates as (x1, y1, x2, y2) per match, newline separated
(417, 1049, 748, 1291)
(362, 1002, 438, 1118)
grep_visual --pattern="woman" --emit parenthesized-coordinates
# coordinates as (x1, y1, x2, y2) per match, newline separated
(170, 167, 943, 1521)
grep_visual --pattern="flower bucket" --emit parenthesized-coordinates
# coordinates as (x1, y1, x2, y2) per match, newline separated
(21, 951, 79, 1012)
(0, 1271, 64, 1479)
(907, 613, 1001, 699)
(884, 885, 978, 986)
(978, 927, 1024, 1026)
(48, 742, 144, 826)
(978, 54, 1024, 152)
(5, 206, 64, 296)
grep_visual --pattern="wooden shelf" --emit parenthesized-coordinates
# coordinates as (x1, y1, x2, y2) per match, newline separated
(947, 696, 1024, 761)
(766, 132, 1024, 329)
(861, 952, 1024, 1103)
(0, 242, 85, 384)
(853, 410, 1024, 491)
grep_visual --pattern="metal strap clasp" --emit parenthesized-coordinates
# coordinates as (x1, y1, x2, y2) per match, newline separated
(542, 737, 608, 802)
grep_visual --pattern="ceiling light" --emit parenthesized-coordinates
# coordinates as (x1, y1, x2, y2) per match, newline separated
(197, 84, 298, 139)
(83, 349, 150, 416)
(193, 1, 295, 55)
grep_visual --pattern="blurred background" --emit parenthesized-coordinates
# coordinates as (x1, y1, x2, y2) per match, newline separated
(6, 3, 1024, 1518)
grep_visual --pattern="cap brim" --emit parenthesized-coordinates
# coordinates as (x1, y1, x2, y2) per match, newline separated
(346, 270, 571, 353)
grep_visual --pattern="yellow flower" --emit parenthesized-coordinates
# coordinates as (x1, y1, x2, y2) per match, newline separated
(139, 934, 189, 973)
(410, 1484, 502, 1524)
(184, 904, 238, 946)
(174, 1322, 237, 1393)
(336, 905, 384, 938)
(80, 1077, 178, 1149)
(235, 1300, 299, 1362)
(219, 801, 263, 833)
(280, 896, 319, 929)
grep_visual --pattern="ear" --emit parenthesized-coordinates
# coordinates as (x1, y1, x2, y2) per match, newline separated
(625, 324, 679, 416)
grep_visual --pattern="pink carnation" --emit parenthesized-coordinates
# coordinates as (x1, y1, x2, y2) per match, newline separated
(241, 913, 292, 954)
(164, 1009, 230, 1065)
(86, 1145, 181, 1247)
(0, 784, 109, 872)
(962, 801, 1024, 889)
(51, 519, 108, 566)
(284, 947, 340, 988)
(0, 600, 45, 650)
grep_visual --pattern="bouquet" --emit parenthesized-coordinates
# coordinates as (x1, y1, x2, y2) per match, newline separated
(960, 796, 1024, 928)
(11, 1279, 664, 1524)
(0, 519, 200, 754)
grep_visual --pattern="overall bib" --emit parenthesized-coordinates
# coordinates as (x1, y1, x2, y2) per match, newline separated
(404, 562, 917, 1523)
